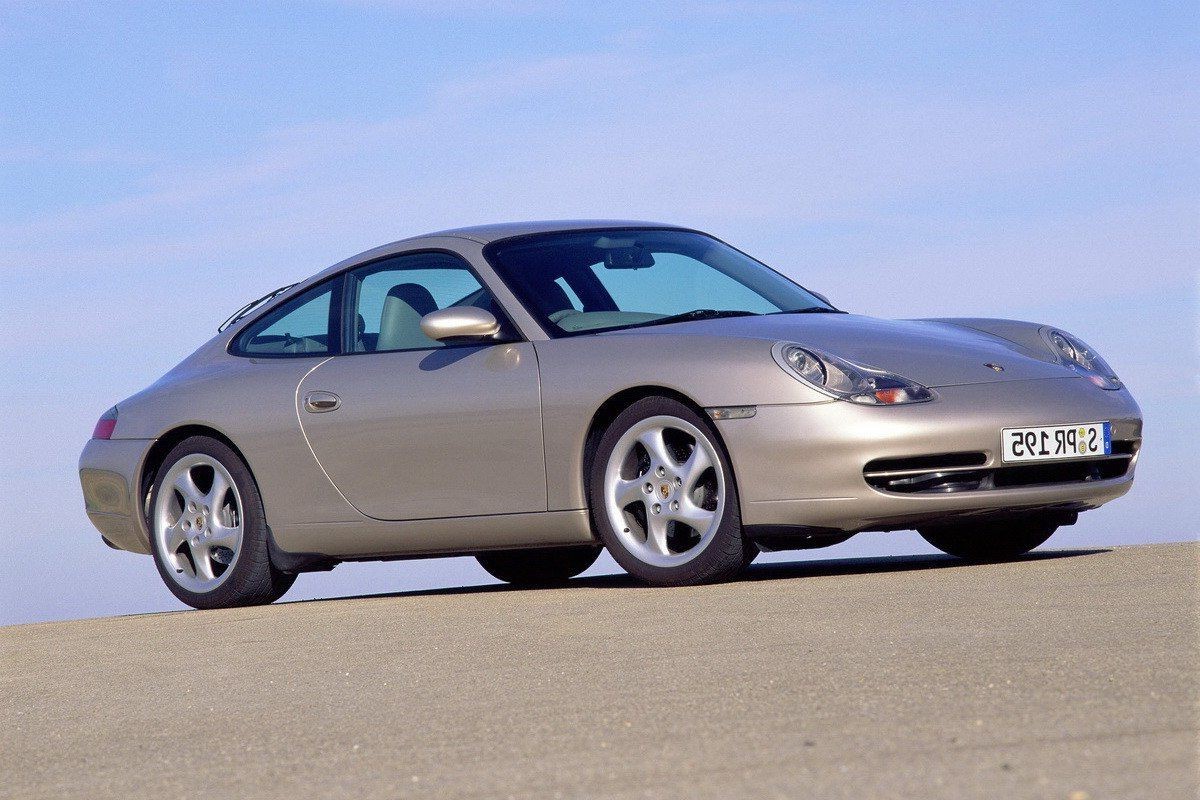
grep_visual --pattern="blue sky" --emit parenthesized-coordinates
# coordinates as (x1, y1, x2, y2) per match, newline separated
(1, 2, 1196, 624)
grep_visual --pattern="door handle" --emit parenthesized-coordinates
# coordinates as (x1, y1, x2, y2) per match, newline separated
(304, 391, 341, 413)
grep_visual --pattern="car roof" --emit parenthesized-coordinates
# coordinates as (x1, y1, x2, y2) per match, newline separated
(408, 219, 688, 245)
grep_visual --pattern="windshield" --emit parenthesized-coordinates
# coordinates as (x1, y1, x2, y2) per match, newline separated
(483, 229, 833, 336)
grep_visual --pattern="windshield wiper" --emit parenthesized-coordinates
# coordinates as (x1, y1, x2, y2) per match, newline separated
(217, 283, 297, 333)
(640, 309, 762, 328)
(765, 306, 847, 315)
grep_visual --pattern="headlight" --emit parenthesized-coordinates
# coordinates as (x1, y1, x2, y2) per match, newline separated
(772, 342, 934, 405)
(1042, 329, 1121, 390)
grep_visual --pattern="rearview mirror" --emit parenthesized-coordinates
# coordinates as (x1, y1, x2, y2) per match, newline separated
(420, 307, 501, 342)
(603, 246, 655, 270)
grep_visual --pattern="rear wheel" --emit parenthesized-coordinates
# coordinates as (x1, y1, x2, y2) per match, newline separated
(475, 545, 601, 586)
(588, 396, 747, 586)
(918, 518, 1058, 561)
(149, 436, 295, 610)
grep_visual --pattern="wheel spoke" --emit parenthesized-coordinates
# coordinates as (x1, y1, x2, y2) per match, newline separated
(173, 470, 203, 507)
(164, 520, 187, 553)
(645, 515, 670, 555)
(679, 445, 712, 492)
(667, 498, 716, 533)
(189, 541, 215, 580)
(613, 477, 646, 509)
(205, 469, 231, 510)
(637, 428, 675, 468)
(207, 522, 240, 550)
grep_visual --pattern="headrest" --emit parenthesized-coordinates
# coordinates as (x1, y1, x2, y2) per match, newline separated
(385, 283, 438, 317)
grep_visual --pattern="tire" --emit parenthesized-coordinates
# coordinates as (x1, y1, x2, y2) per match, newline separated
(475, 545, 602, 586)
(149, 436, 296, 610)
(587, 396, 746, 586)
(742, 541, 761, 569)
(918, 518, 1058, 562)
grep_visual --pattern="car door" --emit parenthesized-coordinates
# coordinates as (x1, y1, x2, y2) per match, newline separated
(296, 251, 546, 521)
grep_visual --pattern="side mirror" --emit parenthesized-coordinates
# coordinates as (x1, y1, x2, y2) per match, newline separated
(420, 307, 501, 342)
(811, 291, 832, 306)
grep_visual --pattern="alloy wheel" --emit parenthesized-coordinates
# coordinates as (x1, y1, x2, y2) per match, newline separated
(153, 453, 245, 593)
(602, 415, 725, 568)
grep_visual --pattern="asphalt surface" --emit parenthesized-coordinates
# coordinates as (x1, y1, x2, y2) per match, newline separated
(2, 542, 1197, 800)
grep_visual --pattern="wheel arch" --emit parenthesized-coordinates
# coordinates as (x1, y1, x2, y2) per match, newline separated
(581, 385, 737, 500)
(138, 424, 255, 527)
(138, 424, 337, 574)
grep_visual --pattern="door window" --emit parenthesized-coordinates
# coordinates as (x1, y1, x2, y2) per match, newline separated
(347, 252, 515, 353)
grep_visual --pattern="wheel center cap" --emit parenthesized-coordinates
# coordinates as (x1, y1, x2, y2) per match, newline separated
(658, 483, 672, 499)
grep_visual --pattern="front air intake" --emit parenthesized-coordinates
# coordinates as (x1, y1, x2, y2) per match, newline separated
(864, 445, 1136, 495)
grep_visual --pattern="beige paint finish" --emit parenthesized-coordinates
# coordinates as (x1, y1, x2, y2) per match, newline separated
(418, 306, 502, 341)
(725, 377, 1141, 527)
(296, 343, 545, 521)
(110, 357, 360, 531)
(532, 331, 830, 511)
(79, 438, 153, 553)
(275, 509, 593, 558)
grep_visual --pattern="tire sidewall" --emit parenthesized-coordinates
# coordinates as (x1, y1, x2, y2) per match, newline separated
(588, 397, 745, 585)
(149, 436, 282, 609)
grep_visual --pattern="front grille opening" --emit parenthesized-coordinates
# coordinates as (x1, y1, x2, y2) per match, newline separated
(865, 442, 1136, 495)
(863, 452, 988, 474)
(992, 458, 1129, 488)
(871, 470, 990, 493)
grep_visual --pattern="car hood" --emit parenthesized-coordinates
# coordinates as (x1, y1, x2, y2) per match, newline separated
(610, 314, 1070, 387)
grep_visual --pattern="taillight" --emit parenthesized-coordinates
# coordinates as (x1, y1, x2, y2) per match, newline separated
(92, 408, 118, 440)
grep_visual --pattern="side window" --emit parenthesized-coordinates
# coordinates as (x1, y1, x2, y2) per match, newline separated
(236, 281, 337, 357)
(348, 252, 515, 353)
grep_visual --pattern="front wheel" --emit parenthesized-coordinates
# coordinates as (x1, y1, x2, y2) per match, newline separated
(918, 518, 1058, 561)
(149, 436, 296, 610)
(588, 396, 747, 586)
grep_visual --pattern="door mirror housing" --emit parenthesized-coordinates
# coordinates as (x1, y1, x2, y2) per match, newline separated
(420, 307, 501, 342)
(811, 291, 832, 307)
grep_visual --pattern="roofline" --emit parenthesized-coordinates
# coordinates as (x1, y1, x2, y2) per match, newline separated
(408, 219, 689, 245)
(217, 220, 703, 337)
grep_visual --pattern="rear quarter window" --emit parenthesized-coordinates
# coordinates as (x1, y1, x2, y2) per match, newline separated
(234, 280, 338, 357)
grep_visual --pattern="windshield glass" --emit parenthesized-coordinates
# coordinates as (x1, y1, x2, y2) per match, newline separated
(484, 229, 831, 336)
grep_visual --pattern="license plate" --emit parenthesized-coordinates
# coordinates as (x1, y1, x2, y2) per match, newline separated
(1002, 421, 1111, 463)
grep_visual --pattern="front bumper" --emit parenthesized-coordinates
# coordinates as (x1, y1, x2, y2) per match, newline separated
(79, 437, 154, 554)
(720, 377, 1142, 532)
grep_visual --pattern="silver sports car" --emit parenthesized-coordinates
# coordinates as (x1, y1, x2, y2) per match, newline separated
(80, 221, 1142, 609)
